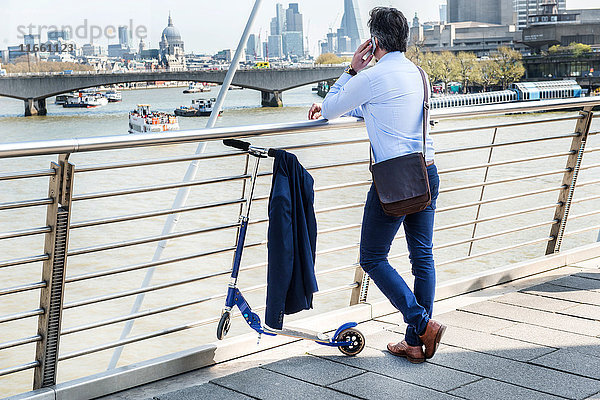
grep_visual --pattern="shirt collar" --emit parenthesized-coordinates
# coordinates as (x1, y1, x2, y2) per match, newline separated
(377, 51, 406, 64)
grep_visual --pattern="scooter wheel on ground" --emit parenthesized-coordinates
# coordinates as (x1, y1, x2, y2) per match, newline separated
(217, 311, 231, 340)
(336, 328, 365, 356)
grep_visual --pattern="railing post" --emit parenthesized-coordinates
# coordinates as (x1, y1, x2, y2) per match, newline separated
(349, 266, 369, 306)
(546, 106, 594, 255)
(33, 154, 74, 389)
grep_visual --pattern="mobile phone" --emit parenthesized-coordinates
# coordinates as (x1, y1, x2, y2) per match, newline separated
(370, 37, 376, 55)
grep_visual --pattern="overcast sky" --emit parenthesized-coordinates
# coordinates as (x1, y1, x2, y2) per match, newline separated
(2, 0, 599, 56)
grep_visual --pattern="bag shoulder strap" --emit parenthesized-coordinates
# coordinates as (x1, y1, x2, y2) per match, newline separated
(370, 65, 430, 168)
(416, 66, 429, 159)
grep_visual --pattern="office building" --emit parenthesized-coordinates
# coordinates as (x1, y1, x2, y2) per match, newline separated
(108, 43, 129, 58)
(410, 19, 520, 57)
(8, 45, 27, 61)
(439, 4, 447, 24)
(326, 32, 336, 54)
(514, 0, 565, 30)
(267, 35, 283, 58)
(282, 31, 303, 57)
(523, 7, 600, 51)
(24, 34, 41, 47)
(338, 0, 364, 51)
(214, 49, 232, 63)
(82, 43, 105, 56)
(285, 3, 303, 32)
(48, 30, 71, 41)
(319, 41, 328, 55)
(270, 3, 286, 36)
(447, 0, 515, 26)
(246, 33, 260, 60)
(118, 26, 132, 48)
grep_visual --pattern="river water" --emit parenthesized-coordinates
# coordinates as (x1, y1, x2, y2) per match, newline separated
(0, 85, 598, 397)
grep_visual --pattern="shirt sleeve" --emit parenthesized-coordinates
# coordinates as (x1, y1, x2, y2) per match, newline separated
(321, 72, 371, 120)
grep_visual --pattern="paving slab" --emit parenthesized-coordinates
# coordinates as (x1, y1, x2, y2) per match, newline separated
(211, 367, 357, 400)
(570, 258, 600, 270)
(550, 275, 600, 292)
(491, 291, 582, 312)
(434, 309, 517, 333)
(530, 348, 600, 380)
(585, 392, 600, 400)
(448, 378, 564, 400)
(459, 300, 600, 337)
(151, 383, 253, 400)
(328, 371, 460, 400)
(309, 345, 479, 392)
(439, 325, 555, 362)
(359, 326, 433, 350)
(430, 345, 600, 399)
(372, 313, 408, 330)
(557, 303, 600, 320)
(574, 271, 600, 281)
(261, 355, 364, 386)
(523, 282, 600, 306)
(493, 322, 600, 357)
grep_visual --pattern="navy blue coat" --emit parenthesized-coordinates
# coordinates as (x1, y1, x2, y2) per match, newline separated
(265, 150, 318, 329)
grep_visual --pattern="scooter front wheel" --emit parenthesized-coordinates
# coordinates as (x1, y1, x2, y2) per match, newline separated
(217, 311, 231, 340)
(336, 328, 365, 356)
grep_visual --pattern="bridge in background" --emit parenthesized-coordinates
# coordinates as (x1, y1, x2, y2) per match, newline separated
(0, 66, 346, 116)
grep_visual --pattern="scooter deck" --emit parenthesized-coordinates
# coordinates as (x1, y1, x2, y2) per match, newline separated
(263, 325, 331, 343)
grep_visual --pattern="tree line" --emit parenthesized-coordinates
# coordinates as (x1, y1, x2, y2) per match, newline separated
(407, 46, 525, 93)
(316, 46, 525, 93)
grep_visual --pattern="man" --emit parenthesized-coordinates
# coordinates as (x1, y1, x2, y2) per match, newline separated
(308, 7, 445, 364)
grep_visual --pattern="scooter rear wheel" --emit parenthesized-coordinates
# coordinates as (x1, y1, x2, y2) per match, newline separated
(217, 311, 231, 340)
(336, 328, 365, 356)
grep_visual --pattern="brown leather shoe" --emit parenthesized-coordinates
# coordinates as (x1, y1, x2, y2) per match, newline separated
(387, 340, 425, 364)
(419, 320, 447, 359)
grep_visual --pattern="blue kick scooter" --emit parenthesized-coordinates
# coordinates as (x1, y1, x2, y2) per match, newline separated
(216, 139, 365, 356)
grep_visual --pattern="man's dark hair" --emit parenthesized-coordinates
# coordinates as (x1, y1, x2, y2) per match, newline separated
(368, 7, 409, 53)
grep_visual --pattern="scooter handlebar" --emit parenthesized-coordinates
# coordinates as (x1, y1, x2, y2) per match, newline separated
(223, 139, 250, 151)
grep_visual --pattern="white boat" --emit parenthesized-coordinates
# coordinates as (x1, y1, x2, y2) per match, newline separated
(183, 83, 210, 93)
(55, 92, 77, 105)
(174, 98, 222, 117)
(63, 92, 108, 108)
(105, 90, 122, 102)
(128, 104, 180, 134)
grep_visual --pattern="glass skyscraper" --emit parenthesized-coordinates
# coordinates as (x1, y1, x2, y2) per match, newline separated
(339, 0, 365, 51)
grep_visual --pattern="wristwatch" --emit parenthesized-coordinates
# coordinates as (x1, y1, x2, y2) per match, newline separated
(344, 65, 357, 76)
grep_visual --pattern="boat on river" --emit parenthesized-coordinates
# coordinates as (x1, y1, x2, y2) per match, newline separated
(183, 83, 211, 93)
(128, 104, 180, 133)
(104, 90, 122, 102)
(55, 93, 78, 105)
(63, 92, 108, 108)
(174, 98, 222, 117)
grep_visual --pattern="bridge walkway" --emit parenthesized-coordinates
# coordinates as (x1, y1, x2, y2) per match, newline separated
(101, 257, 600, 400)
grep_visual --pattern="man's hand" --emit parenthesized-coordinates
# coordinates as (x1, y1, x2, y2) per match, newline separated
(351, 39, 374, 73)
(308, 103, 322, 120)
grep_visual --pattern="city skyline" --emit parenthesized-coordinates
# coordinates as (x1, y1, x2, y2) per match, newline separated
(2, 0, 599, 56)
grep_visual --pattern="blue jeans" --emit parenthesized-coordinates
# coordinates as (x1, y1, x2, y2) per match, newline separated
(360, 164, 439, 346)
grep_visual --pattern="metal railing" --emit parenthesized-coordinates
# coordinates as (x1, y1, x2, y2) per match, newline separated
(0, 97, 599, 398)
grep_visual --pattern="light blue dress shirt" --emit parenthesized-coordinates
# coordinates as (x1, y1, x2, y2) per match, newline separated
(321, 51, 435, 163)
